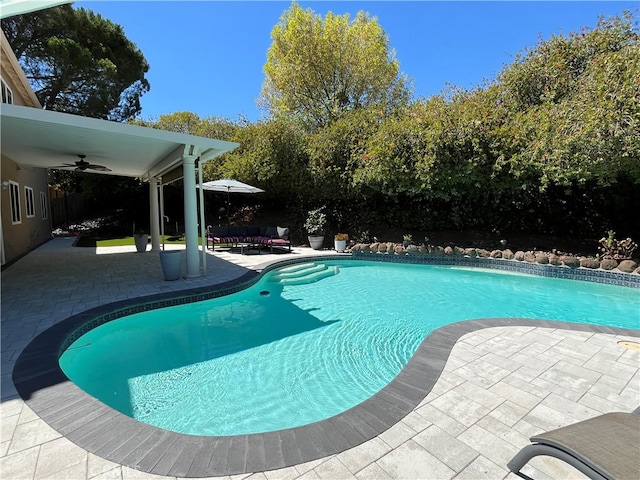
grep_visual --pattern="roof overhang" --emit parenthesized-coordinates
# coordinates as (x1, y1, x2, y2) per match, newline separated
(0, 104, 239, 181)
(0, 0, 71, 19)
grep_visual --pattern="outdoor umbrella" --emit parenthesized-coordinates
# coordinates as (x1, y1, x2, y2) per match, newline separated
(197, 178, 265, 225)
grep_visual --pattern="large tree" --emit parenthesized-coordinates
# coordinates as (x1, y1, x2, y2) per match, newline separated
(2, 4, 149, 121)
(261, 2, 411, 130)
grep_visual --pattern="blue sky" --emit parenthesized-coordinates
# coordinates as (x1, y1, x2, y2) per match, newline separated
(76, 1, 637, 122)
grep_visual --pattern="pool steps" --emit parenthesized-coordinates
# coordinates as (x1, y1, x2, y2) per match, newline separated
(269, 262, 338, 285)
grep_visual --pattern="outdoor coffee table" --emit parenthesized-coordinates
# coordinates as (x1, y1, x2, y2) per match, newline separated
(236, 242, 260, 255)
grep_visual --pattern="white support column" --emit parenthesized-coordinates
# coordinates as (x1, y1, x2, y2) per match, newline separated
(149, 176, 161, 251)
(182, 145, 201, 278)
(197, 158, 207, 275)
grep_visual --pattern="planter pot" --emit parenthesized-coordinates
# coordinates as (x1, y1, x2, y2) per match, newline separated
(159, 250, 182, 281)
(334, 239, 347, 252)
(134, 233, 148, 253)
(308, 235, 325, 250)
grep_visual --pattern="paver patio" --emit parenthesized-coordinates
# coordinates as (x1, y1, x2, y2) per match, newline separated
(1, 238, 638, 479)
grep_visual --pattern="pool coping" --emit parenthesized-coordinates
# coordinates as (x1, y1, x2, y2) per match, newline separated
(12, 256, 640, 477)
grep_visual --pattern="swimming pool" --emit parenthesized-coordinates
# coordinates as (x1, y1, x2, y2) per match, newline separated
(59, 260, 640, 436)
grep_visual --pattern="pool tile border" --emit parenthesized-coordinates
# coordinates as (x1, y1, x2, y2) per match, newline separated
(12, 255, 640, 477)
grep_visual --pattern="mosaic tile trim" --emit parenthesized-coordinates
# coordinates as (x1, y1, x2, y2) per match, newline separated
(348, 252, 640, 288)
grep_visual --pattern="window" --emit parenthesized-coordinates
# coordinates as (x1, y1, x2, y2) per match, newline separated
(1, 78, 13, 104)
(9, 181, 21, 224)
(40, 191, 48, 220)
(25, 186, 35, 218)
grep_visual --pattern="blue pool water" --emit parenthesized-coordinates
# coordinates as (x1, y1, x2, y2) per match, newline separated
(59, 261, 639, 436)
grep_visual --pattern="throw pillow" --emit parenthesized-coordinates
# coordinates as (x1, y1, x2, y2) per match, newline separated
(277, 226, 289, 239)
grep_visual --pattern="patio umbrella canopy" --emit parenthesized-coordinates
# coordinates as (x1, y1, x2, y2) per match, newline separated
(197, 178, 265, 225)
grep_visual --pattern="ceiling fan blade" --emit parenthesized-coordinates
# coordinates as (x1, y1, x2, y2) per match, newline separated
(49, 163, 77, 169)
(87, 165, 112, 172)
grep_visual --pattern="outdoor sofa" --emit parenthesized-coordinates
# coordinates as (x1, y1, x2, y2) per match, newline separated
(206, 225, 291, 253)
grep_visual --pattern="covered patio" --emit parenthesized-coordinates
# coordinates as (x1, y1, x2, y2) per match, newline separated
(0, 103, 239, 277)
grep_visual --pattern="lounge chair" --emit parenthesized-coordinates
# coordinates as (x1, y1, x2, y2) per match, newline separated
(507, 407, 640, 480)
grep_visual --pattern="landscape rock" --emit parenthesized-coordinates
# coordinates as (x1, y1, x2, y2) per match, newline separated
(490, 250, 503, 258)
(502, 249, 514, 260)
(523, 251, 536, 263)
(548, 253, 561, 265)
(514, 251, 525, 261)
(561, 255, 580, 268)
(580, 257, 600, 269)
(464, 248, 477, 257)
(599, 258, 618, 271)
(377, 242, 388, 253)
(361, 244, 371, 253)
(535, 253, 549, 264)
(406, 244, 419, 255)
(394, 245, 405, 255)
(369, 242, 380, 253)
(618, 259, 638, 273)
(476, 249, 490, 258)
(444, 246, 454, 255)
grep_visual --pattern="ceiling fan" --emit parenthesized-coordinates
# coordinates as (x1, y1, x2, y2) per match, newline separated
(51, 154, 112, 172)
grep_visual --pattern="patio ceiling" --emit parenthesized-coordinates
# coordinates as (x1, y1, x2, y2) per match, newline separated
(0, 104, 239, 181)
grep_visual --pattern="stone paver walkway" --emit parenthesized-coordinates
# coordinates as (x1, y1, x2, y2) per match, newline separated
(2, 238, 638, 479)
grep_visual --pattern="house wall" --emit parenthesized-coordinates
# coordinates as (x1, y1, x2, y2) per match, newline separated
(1, 155, 52, 264)
(1, 30, 51, 266)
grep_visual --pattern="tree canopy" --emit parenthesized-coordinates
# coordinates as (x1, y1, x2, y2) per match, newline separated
(2, 4, 149, 121)
(260, 1, 411, 130)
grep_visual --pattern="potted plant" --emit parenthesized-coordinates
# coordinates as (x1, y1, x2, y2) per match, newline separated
(304, 207, 327, 250)
(403, 234, 413, 248)
(599, 231, 638, 260)
(159, 249, 182, 280)
(334, 233, 348, 252)
(133, 230, 148, 253)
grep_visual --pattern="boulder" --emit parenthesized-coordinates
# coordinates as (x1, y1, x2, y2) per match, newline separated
(394, 245, 405, 255)
(561, 255, 580, 268)
(535, 252, 549, 264)
(599, 258, 618, 271)
(548, 253, 561, 265)
(477, 249, 491, 258)
(454, 246, 466, 256)
(523, 251, 536, 263)
(387, 242, 396, 253)
(514, 251, 525, 261)
(502, 249, 514, 260)
(618, 259, 638, 273)
(580, 257, 600, 269)
(377, 242, 388, 253)
(351, 243, 361, 253)
(406, 244, 419, 255)
(490, 249, 503, 258)
(444, 246, 455, 255)
(369, 242, 380, 253)
(464, 247, 477, 257)
(361, 244, 371, 253)
(418, 244, 429, 254)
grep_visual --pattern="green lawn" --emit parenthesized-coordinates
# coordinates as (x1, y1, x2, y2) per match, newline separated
(75, 235, 204, 248)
